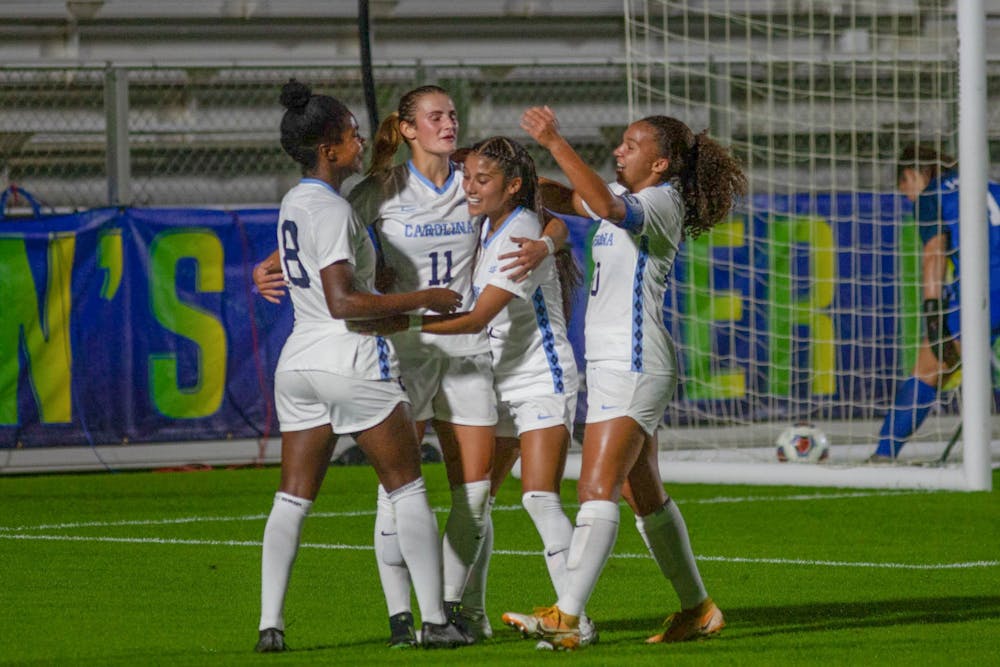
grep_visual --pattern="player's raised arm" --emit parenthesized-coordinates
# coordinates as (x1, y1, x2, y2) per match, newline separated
(520, 105, 626, 222)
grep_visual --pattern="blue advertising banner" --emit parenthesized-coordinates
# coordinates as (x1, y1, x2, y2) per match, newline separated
(1, 195, 923, 448)
(1, 208, 289, 447)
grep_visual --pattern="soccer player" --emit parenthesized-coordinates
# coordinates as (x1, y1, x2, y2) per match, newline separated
(502, 106, 747, 650)
(255, 79, 471, 652)
(253, 86, 566, 645)
(869, 143, 1000, 461)
(348, 136, 596, 646)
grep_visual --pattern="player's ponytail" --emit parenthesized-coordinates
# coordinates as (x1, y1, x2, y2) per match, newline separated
(367, 111, 403, 176)
(642, 115, 747, 239)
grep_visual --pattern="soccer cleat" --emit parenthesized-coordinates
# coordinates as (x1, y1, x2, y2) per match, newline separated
(444, 600, 477, 639)
(504, 608, 594, 645)
(501, 609, 543, 638)
(504, 606, 580, 650)
(460, 608, 493, 641)
(420, 620, 475, 648)
(579, 614, 598, 646)
(535, 614, 596, 652)
(866, 453, 896, 464)
(387, 611, 417, 649)
(254, 627, 286, 653)
(533, 605, 581, 651)
(645, 597, 725, 644)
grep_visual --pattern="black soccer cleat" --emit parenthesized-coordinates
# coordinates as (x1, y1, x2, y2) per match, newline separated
(444, 600, 463, 626)
(388, 611, 417, 649)
(421, 620, 474, 648)
(254, 627, 286, 653)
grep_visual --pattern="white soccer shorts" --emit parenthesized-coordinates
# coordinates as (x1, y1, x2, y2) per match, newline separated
(398, 351, 497, 426)
(496, 389, 578, 439)
(584, 365, 676, 436)
(274, 369, 409, 434)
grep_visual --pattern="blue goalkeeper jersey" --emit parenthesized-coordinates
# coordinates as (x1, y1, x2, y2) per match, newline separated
(914, 169, 1000, 334)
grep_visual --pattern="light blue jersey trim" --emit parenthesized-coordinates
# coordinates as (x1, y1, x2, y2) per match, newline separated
(482, 206, 525, 248)
(299, 177, 341, 197)
(407, 160, 456, 195)
(531, 287, 565, 393)
(631, 235, 650, 372)
(619, 192, 645, 233)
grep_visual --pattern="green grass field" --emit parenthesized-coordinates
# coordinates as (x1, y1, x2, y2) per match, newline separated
(2, 463, 998, 665)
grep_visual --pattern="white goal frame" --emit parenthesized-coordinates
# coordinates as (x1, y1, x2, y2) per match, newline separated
(622, 0, 994, 491)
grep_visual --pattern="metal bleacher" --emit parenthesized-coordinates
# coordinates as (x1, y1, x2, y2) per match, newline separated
(1, 1, 999, 209)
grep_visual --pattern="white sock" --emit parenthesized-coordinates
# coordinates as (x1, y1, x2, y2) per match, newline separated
(441, 480, 492, 601)
(461, 495, 495, 614)
(259, 492, 312, 631)
(389, 478, 446, 625)
(521, 491, 573, 598)
(374, 484, 413, 617)
(635, 499, 708, 609)
(556, 500, 619, 618)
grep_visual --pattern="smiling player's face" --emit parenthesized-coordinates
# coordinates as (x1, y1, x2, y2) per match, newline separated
(612, 120, 666, 192)
(462, 154, 520, 222)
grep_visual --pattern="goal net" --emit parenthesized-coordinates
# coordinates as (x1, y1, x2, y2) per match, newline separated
(622, 0, 997, 488)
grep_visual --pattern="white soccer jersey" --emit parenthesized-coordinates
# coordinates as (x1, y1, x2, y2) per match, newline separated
(348, 161, 489, 358)
(474, 206, 578, 399)
(582, 181, 683, 374)
(275, 178, 398, 380)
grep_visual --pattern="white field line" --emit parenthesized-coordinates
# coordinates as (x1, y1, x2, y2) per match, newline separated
(0, 532, 996, 570)
(0, 489, 924, 533)
(2, 489, 988, 571)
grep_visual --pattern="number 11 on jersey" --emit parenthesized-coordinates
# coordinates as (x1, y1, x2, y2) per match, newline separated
(428, 250, 453, 285)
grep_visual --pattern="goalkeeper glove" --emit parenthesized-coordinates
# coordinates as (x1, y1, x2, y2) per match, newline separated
(922, 298, 959, 365)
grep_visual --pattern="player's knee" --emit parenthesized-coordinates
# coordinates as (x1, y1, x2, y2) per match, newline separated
(576, 479, 619, 504)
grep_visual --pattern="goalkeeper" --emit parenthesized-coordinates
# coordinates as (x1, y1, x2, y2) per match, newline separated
(871, 143, 1000, 461)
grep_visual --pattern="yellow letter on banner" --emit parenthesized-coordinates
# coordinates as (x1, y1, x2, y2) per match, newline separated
(0, 233, 75, 424)
(768, 216, 836, 397)
(683, 219, 746, 399)
(148, 229, 226, 418)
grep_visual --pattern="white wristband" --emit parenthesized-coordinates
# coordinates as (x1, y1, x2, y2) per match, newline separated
(407, 314, 423, 332)
(541, 235, 556, 256)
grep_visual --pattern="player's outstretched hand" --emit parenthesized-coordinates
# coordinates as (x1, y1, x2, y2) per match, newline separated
(498, 236, 548, 282)
(520, 106, 562, 149)
(423, 288, 463, 314)
(253, 255, 287, 304)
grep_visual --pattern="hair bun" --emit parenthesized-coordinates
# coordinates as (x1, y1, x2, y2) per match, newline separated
(280, 79, 311, 112)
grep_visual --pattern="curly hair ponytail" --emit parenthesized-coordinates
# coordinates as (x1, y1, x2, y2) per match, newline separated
(641, 116, 747, 239)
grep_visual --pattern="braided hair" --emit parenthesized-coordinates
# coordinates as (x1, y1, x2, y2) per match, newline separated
(470, 136, 583, 319)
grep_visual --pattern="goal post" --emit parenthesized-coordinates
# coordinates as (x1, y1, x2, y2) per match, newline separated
(622, 0, 994, 490)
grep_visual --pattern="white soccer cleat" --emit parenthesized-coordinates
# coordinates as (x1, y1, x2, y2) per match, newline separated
(505, 609, 596, 646)
(501, 609, 541, 638)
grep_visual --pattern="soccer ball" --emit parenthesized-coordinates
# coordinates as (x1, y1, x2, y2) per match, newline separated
(775, 422, 830, 463)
